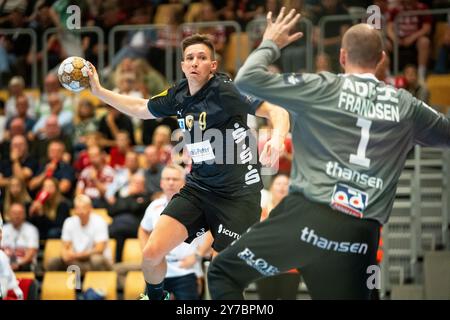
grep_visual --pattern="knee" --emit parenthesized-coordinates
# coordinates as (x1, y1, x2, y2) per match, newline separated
(90, 253, 110, 270)
(142, 243, 165, 266)
(46, 257, 65, 271)
(417, 36, 430, 49)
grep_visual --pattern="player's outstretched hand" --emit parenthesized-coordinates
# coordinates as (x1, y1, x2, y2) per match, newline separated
(87, 62, 102, 96)
(260, 133, 285, 169)
(263, 7, 303, 49)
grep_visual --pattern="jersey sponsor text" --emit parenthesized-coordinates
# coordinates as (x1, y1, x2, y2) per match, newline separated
(237, 248, 280, 276)
(326, 161, 383, 190)
(300, 227, 368, 255)
(338, 78, 400, 122)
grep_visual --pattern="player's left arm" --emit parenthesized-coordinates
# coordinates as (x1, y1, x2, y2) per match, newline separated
(411, 97, 450, 147)
(255, 101, 290, 167)
(220, 78, 290, 167)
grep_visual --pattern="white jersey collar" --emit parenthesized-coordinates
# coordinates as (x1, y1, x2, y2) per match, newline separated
(342, 73, 379, 82)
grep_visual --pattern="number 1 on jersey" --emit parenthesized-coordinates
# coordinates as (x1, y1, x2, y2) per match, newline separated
(349, 118, 371, 168)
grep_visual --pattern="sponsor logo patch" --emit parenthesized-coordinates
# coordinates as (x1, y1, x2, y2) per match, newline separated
(217, 224, 240, 240)
(300, 227, 369, 255)
(186, 115, 194, 131)
(331, 183, 367, 218)
(196, 227, 206, 237)
(237, 248, 279, 276)
(283, 73, 303, 85)
(186, 140, 215, 163)
(177, 118, 186, 132)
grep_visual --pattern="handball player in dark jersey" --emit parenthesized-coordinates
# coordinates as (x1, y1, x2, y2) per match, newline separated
(88, 34, 290, 300)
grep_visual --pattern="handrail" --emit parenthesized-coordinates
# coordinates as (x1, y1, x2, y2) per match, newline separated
(0, 28, 37, 88)
(42, 26, 104, 81)
(443, 146, 450, 250)
(409, 145, 422, 281)
(421, 233, 436, 251)
(389, 265, 405, 285)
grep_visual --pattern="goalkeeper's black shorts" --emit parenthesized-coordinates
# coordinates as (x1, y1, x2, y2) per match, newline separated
(208, 192, 381, 300)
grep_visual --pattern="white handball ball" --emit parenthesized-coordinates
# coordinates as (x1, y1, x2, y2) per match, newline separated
(57, 56, 91, 92)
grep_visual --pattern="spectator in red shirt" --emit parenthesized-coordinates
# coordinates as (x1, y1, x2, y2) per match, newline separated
(152, 125, 172, 165)
(75, 145, 115, 208)
(109, 130, 132, 170)
(387, 0, 432, 81)
(73, 132, 99, 174)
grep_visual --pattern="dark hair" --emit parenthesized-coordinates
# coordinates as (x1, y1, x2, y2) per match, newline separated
(403, 64, 417, 72)
(181, 34, 215, 60)
(270, 173, 289, 188)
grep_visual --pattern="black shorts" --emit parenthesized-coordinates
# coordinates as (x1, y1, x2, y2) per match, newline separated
(208, 192, 381, 299)
(161, 184, 261, 252)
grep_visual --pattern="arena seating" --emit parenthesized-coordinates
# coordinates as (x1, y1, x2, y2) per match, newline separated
(41, 272, 76, 300)
(83, 271, 118, 300)
(123, 271, 145, 300)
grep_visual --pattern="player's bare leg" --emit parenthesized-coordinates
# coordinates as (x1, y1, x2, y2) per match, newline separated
(141, 215, 188, 299)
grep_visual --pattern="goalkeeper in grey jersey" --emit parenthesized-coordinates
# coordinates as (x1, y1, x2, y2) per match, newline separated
(208, 8, 450, 299)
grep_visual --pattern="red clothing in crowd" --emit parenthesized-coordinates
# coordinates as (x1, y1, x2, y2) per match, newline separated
(109, 147, 126, 169)
(388, 2, 432, 39)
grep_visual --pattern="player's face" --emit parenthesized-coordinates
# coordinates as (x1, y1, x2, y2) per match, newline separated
(181, 43, 217, 86)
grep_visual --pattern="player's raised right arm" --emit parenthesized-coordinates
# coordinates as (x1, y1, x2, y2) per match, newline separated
(235, 8, 303, 107)
(87, 63, 156, 120)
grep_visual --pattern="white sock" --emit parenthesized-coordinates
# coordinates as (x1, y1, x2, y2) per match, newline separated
(418, 65, 426, 82)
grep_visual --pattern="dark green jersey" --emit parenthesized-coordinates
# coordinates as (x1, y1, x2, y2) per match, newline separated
(235, 40, 450, 224)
